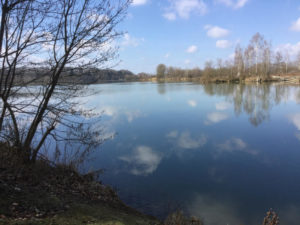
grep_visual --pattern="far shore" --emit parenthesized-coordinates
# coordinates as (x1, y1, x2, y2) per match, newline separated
(138, 74, 300, 85)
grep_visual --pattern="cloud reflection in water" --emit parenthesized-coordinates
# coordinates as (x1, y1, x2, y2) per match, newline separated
(119, 146, 162, 176)
(215, 101, 231, 111)
(205, 112, 229, 124)
(217, 137, 257, 155)
(288, 113, 300, 130)
(167, 130, 207, 149)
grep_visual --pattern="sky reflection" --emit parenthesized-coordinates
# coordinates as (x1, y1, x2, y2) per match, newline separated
(84, 83, 300, 224)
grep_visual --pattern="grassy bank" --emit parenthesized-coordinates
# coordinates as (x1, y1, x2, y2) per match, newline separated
(0, 145, 160, 225)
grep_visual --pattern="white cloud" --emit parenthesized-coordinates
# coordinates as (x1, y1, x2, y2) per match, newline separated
(88, 13, 109, 24)
(215, 101, 231, 111)
(164, 0, 207, 20)
(119, 146, 162, 176)
(288, 114, 300, 130)
(290, 17, 300, 32)
(24, 55, 47, 65)
(275, 42, 300, 58)
(234, 0, 248, 9)
(184, 59, 191, 64)
(163, 12, 177, 21)
(215, 0, 249, 9)
(228, 53, 235, 61)
(132, 0, 147, 6)
(216, 0, 232, 6)
(216, 40, 232, 49)
(121, 34, 143, 47)
(204, 25, 230, 38)
(205, 112, 229, 124)
(188, 100, 197, 107)
(186, 45, 198, 53)
(164, 53, 171, 58)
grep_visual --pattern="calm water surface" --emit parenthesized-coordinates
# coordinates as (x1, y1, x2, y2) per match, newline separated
(81, 82, 300, 225)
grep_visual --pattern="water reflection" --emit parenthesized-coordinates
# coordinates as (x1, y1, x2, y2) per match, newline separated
(202, 83, 297, 126)
(119, 146, 163, 176)
(216, 138, 257, 155)
(82, 83, 300, 225)
(188, 194, 242, 225)
(167, 131, 207, 149)
(289, 113, 300, 130)
(187, 100, 197, 107)
(157, 82, 166, 95)
(215, 101, 231, 111)
(205, 112, 229, 125)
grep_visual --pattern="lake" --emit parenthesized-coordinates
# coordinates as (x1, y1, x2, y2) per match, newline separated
(80, 82, 300, 225)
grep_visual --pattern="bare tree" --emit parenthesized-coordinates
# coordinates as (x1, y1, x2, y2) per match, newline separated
(262, 40, 271, 77)
(275, 51, 283, 74)
(0, 0, 52, 140)
(250, 33, 264, 76)
(203, 60, 214, 79)
(297, 51, 300, 71)
(244, 45, 254, 77)
(0, 0, 130, 163)
(216, 58, 223, 76)
(234, 44, 243, 78)
(284, 50, 290, 74)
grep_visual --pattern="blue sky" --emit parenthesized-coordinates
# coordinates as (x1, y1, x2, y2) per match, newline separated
(114, 0, 300, 74)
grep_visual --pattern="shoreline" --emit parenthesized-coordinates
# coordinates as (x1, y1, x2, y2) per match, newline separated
(0, 147, 161, 225)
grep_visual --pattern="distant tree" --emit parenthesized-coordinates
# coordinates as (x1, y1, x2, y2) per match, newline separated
(166, 66, 175, 78)
(224, 59, 233, 78)
(234, 44, 243, 78)
(217, 58, 223, 76)
(190, 67, 202, 78)
(297, 52, 300, 71)
(203, 60, 214, 79)
(275, 51, 283, 74)
(262, 40, 272, 77)
(152, 32, 300, 82)
(250, 33, 265, 75)
(284, 51, 290, 74)
(156, 64, 166, 80)
(244, 45, 254, 77)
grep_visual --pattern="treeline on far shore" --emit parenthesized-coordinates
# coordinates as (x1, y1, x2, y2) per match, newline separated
(12, 67, 145, 85)
(156, 33, 300, 83)
(12, 33, 300, 85)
